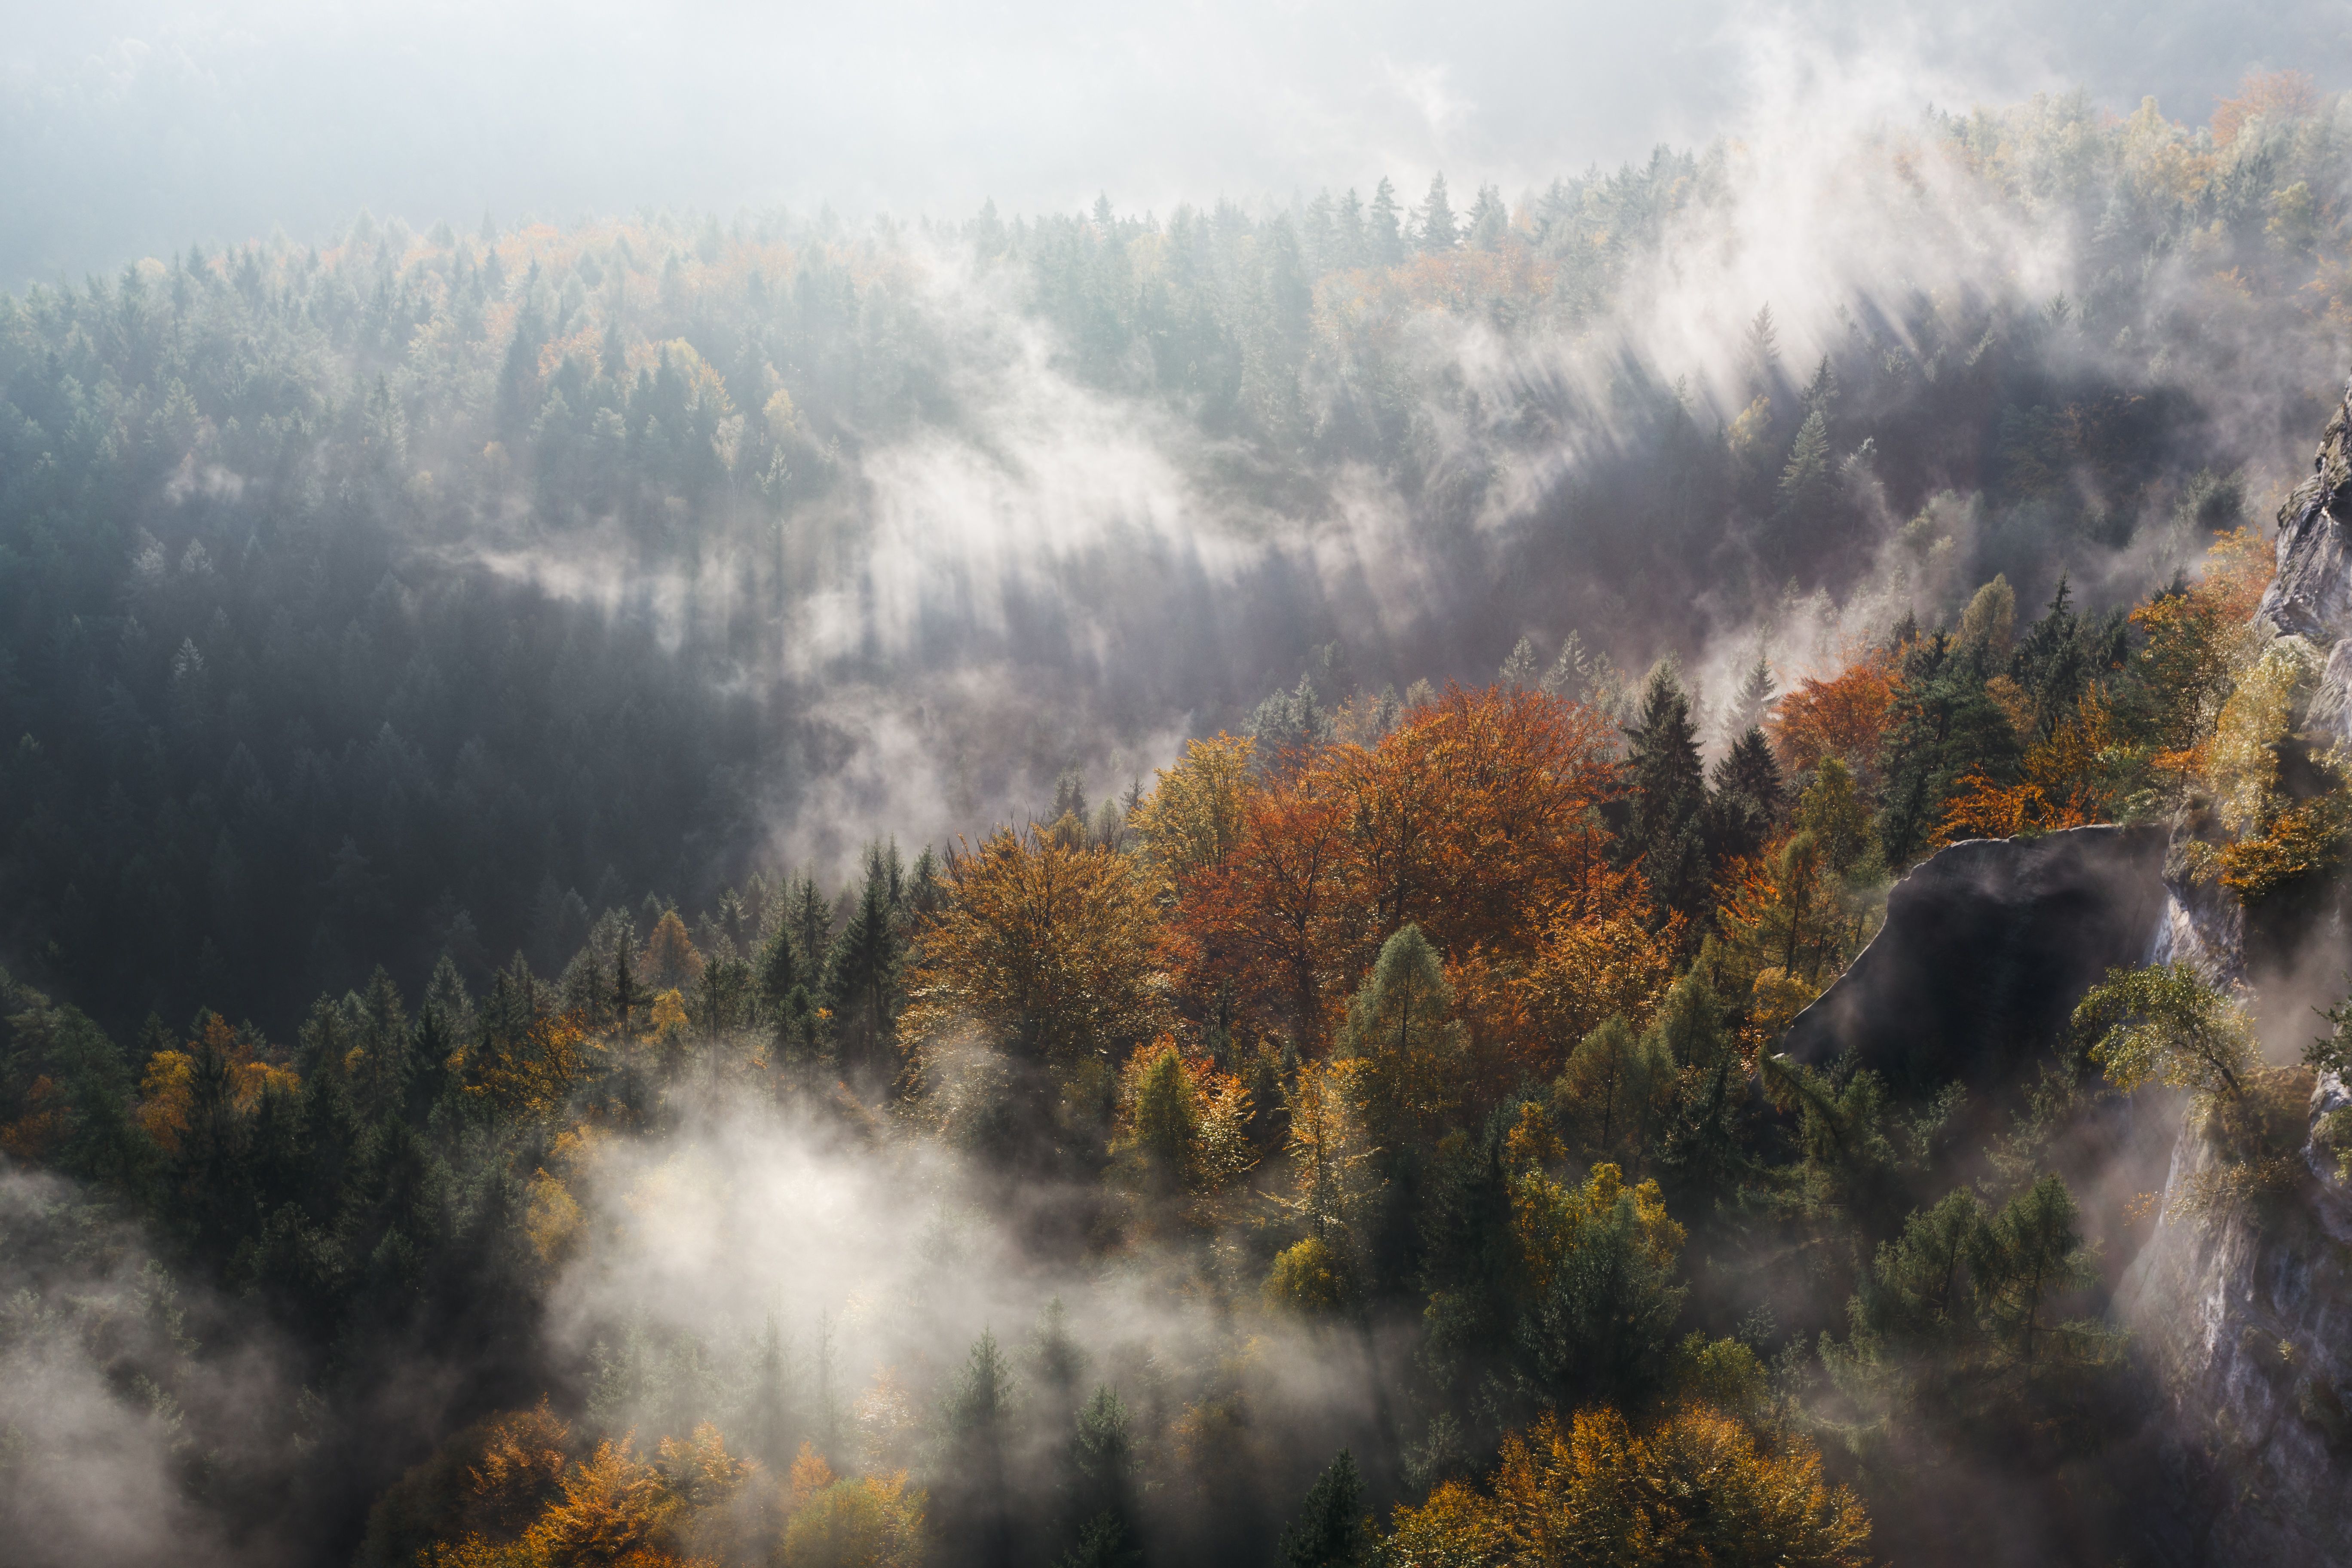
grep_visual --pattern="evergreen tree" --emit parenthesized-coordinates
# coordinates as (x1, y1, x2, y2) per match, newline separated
(1622, 665, 1711, 921)
(612, 940, 642, 1039)
(1704, 726, 1788, 865)
(1280, 1449, 1369, 1568)
(825, 847, 905, 1090)
(1369, 178, 1404, 266)
(1874, 635, 2023, 864)
(1779, 408, 1832, 525)
(1248, 676, 1334, 769)
(1498, 635, 1540, 690)
(353, 966, 412, 1124)
(1743, 302, 1781, 396)
(1721, 650, 1778, 741)
(1417, 175, 1458, 254)
(1335, 187, 1366, 269)
(1467, 183, 1510, 251)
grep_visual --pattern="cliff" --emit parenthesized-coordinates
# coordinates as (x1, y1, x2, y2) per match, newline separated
(2118, 370, 2352, 1564)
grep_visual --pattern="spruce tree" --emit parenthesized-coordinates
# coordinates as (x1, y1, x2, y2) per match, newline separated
(1417, 174, 1458, 253)
(1622, 665, 1711, 921)
(825, 849, 904, 1090)
(1704, 726, 1788, 864)
(1280, 1449, 1369, 1568)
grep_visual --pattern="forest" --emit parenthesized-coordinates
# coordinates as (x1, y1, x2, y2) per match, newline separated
(5, 70, 2352, 1568)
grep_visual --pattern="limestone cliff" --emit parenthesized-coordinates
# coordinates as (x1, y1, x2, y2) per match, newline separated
(2119, 371, 2352, 1565)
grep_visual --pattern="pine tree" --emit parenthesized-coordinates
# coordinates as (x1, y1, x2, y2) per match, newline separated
(612, 940, 642, 1039)
(1874, 634, 2023, 864)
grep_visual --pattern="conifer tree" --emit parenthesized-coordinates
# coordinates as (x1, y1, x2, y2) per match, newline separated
(1369, 178, 1404, 266)
(1497, 635, 1540, 690)
(825, 848, 905, 1090)
(1280, 1450, 1368, 1568)
(1622, 665, 1711, 921)
(1417, 175, 1458, 254)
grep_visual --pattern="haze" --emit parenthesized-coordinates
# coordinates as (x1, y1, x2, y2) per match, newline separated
(5, 0, 2346, 285)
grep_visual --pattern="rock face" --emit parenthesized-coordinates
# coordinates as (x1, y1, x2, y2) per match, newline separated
(2267, 374, 2352, 750)
(2259, 374, 2352, 643)
(2121, 370, 2352, 1565)
(2119, 1122, 2352, 1566)
(1782, 824, 2170, 1093)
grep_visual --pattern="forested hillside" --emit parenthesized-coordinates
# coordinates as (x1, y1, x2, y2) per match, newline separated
(4, 74, 2352, 1568)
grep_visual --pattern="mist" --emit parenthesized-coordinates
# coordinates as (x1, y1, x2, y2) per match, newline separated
(7, 4, 2352, 1566)
(6, 0, 2347, 287)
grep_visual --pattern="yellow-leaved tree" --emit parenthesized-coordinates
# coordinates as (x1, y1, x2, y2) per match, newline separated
(1384, 1404, 1871, 1567)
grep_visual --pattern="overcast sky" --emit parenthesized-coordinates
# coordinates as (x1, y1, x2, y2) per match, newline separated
(2, 0, 2347, 286)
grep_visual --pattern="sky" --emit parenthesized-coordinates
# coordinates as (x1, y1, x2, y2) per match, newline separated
(2, 0, 2347, 288)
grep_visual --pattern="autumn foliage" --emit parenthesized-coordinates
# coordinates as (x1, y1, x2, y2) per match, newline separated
(1161, 685, 1638, 1084)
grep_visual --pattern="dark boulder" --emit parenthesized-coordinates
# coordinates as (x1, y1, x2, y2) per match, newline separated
(1782, 824, 2170, 1095)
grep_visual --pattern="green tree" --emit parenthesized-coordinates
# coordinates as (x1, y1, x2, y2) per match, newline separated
(1338, 923, 1463, 1149)
(2073, 962, 2253, 1100)
(1417, 174, 1459, 254)
(1622, 664, 1710, 920)
(1280, 1449, 1368, 1568)
(1874, 635, 2021, 864)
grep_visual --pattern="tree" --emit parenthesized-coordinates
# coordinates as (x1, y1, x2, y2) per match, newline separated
(1721, 651, 1779, 741)
(1108, 1039, 1255, 1199)
(938, 1330, 1020, 1568)
(1418, 175, 1459, 254)
(642, 910, 704, 992)
(900, 827, 1165, 1081)
(1386, 1406, 1871, 1568)
(2073, 962, 2254, 1101)
(1281, 1449, 1369, 1568)
(1622, 665, 1709, 922)
(825, 851, 905, 1091)
(1778, 408, 1832, 528)
(1338, 924, 1463, 1148)
(1742, 302, 1782, 396)
(1955, 576, 2018, 661)
(353, 966, 412, 1124)
(612, 941, 643, 1041)
(1131, 734, 1255, 883)
(1874, 634, 2022, 865)
(1467, 184, 1510, 251)
(1768, 653, 1896, 792)
(1972, 1174, 2100, 1368)
(1705, 726, 1787, 866)
(1369, 178, 1405, 266)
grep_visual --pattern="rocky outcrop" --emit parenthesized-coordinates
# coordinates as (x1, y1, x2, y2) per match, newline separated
(2258, 374, 2352, 643)
(2266, 375, 2352, 752)
(1782, 824, 2170, 1093)
(2119, 1106, 2352, 1567)
(2122, 371, 2352, 1563)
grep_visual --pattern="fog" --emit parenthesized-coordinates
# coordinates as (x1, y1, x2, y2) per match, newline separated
(5, 4, 2352, 1563)
(5, 0, 2346, 286)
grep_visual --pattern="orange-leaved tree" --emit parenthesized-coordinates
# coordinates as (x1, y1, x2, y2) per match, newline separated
(899, 825, 1167, 1074)
(1767, 650, 1898, 793)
